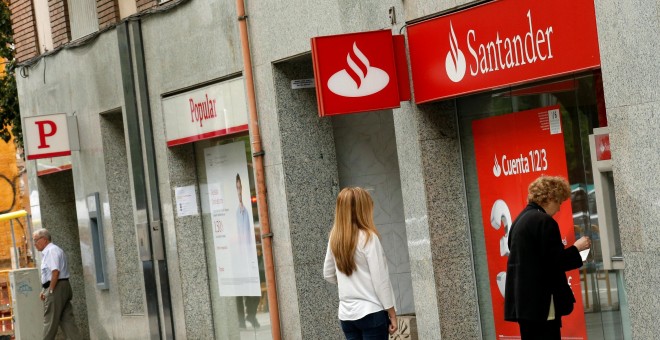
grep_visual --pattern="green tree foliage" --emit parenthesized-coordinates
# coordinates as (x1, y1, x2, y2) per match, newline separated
(0, 1, 20, 147)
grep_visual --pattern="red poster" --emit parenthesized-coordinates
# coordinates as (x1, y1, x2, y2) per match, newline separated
(472, 106, 587, 339)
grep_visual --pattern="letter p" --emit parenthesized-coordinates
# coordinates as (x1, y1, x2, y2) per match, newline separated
(35, 120, 57, 149)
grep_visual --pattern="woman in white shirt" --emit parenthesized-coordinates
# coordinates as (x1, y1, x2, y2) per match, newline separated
(324, 187, 398, 339)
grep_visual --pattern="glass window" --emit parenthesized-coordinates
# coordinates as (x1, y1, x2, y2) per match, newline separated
(458, 72, 625, 339)
(195, 135, 272, 340)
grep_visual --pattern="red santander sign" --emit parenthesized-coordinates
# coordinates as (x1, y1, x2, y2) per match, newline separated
(408, 0, 601, 103)
(311, 30, 405, 116)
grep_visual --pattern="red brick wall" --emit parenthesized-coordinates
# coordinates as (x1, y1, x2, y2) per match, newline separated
(136, 0, 156, 12)
(49, 0, 70, 48)
(97, 0, 118, 29)
(9, 0, 39, 62)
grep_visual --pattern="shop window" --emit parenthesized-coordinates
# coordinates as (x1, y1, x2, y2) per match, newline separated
(195, 135, 272, 339)
(457, 72, 625, 339)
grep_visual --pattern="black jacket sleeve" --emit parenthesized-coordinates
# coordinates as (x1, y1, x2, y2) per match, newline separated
(541, 217, 583, 273)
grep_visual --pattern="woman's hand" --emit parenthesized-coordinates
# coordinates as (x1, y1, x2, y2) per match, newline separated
(386, 307, 398, 334)
(574, 236, 591, 251)
(388, 314, 398, 334)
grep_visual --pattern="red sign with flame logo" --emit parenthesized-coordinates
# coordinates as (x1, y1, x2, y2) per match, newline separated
(472, 106, 587, 339)
(311, 30, 404, 116)
(407, 0, 601, 103)
(595, 133, 611, 161)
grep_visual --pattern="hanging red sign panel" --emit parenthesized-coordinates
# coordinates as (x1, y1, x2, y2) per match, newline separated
(407, 0, 601, 103)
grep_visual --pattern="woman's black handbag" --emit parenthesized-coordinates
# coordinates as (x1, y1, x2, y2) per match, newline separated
(554, 281, 576, 316)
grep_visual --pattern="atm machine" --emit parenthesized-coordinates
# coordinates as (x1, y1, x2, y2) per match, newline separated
(588, 127, 631, 339)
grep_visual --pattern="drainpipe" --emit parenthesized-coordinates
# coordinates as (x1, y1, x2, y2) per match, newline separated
(235, 0, 281, 338)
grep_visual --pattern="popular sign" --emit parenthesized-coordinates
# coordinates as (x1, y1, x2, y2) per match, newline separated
(311, 30, 407, 116)
(162, 77, 249, 147)
(472, 106, 588, 339)
(24, 113, 72, 160)
(407, 0, 601, 103)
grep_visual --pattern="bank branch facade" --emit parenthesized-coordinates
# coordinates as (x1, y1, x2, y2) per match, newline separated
(14, 0, 657, 338)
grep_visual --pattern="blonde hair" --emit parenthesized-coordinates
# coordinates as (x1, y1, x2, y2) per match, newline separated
(329, 187, 380, 276)
(527, 176, 571, 205)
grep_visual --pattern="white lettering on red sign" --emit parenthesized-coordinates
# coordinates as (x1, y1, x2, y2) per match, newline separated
(492, 149, 549, 177)
(407, 0, 601, 103)
(450, 10, 554, 82)
(469, 11, 553, 76)
(189, 94, 218, 128)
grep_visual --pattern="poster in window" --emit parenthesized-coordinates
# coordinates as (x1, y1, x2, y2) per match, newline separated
(204, 141, 260, 296)
(472, 105, 587, 339)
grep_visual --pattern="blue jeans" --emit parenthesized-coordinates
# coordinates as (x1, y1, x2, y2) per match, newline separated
(340, 310, 389, 340)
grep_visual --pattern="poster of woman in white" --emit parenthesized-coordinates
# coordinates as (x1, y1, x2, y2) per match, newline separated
(204, 141, 261, 296)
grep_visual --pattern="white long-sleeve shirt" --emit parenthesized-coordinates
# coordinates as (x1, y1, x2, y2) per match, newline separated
(323, 230, 396, 321)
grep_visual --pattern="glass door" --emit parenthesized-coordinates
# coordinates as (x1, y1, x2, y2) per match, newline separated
(457, 72, 630, 339)
(195, 135, 273, 340)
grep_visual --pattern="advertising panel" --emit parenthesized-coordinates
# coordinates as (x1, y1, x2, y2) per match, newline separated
(407, 0, 601, 103)
(204, 141, 260, 296)
(472, 106, 587, 339)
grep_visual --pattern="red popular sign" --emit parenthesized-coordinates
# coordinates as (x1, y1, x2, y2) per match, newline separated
(472, 106, 587, 339)
(407, 0, 601, 103)
(311, 30, 403, 116)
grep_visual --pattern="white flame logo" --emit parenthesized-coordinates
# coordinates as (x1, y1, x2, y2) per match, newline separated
(492, 154, 502, 177)
(445, 22, 466, 83)
(327, 42, 390, 97)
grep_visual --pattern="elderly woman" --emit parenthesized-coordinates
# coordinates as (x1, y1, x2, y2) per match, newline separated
(504, 176, 591, 339)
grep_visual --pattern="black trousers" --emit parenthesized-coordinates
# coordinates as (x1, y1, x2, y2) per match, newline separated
(236, 296, 260, 322)
(518, 319, 561, 340)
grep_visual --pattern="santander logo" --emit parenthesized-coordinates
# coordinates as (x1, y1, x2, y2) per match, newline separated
(327, 42, 390, 97)
(445, 22, 466, 82)
(444, 10, 554, 83)
(492, 155, 502, 177)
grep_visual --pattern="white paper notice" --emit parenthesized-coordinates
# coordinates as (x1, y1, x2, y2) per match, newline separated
(175, 185, 198, 217)
(580, 248, 590, 262)
(548, 109, 562, 135)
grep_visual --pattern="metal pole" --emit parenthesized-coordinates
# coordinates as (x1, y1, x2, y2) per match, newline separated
(235, 0, 281, 337)
(9, 220, 19, 269)
(27, 214, 37, 267)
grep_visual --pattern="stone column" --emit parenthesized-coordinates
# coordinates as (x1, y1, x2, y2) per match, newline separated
(594, 1, 660, 338)
(263, 58, 342, 339)
(393, 99, 481, 339)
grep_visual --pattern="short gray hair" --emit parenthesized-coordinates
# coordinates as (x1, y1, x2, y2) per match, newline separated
(32, 229, 51, 241)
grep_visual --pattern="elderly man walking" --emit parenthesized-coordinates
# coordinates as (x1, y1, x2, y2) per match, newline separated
(33, 229, 81, 339)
